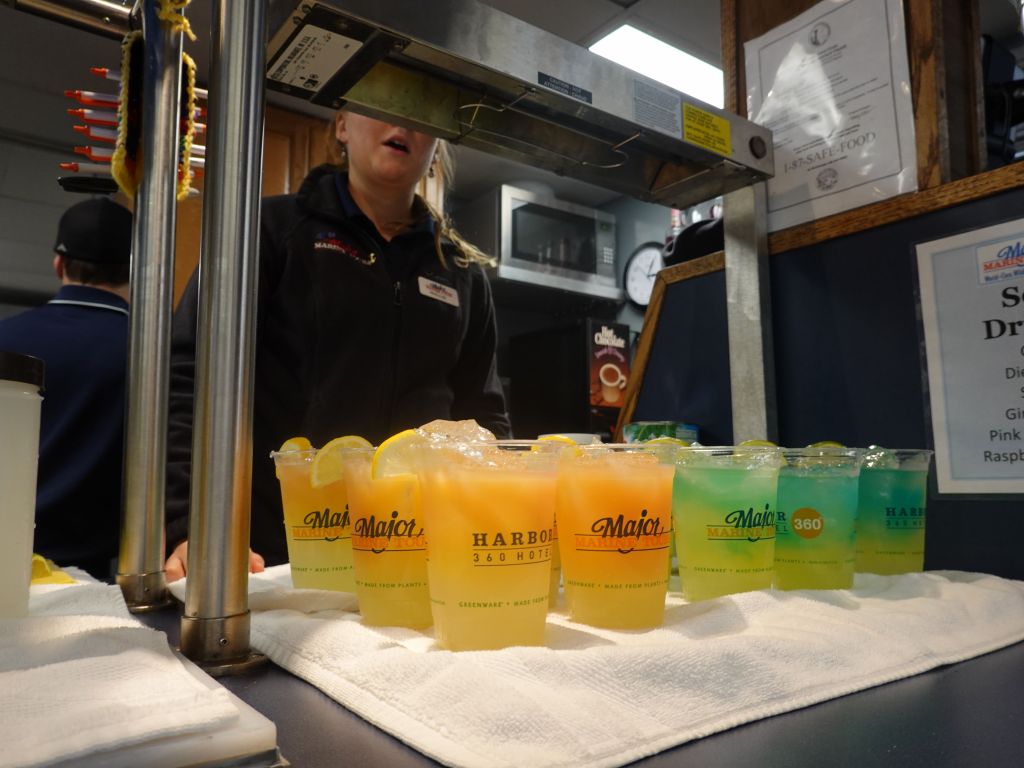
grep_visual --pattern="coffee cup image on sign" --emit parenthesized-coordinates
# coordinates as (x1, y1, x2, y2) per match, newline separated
(599, 362, 627, 403)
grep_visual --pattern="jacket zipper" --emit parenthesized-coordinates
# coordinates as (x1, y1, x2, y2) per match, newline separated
(387, 280, 403, 434)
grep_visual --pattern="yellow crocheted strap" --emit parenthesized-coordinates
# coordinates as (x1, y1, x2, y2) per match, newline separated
(177, 51, 197, 200)
(158, 0, 196, 42)
(111, 30, 142, 199)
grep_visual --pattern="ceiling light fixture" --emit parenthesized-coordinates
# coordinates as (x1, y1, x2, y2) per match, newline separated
(589, 24, 724, 109)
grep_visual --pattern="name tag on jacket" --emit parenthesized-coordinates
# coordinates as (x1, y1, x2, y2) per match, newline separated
(418, 276, 460, 307)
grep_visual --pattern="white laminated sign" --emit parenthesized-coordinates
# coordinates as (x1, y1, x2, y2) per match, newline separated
(916, 219, 1024, 494)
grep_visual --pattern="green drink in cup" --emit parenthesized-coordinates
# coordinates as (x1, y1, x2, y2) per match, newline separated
(855, 448, 933, 574)
(673, 446, 781, 602)
(774, 447, 863, 590)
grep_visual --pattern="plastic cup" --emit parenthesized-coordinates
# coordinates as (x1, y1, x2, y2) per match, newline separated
(855, 449, 933, 574)
(343, 448, 431, 628)
(556, 444, 674, 628)
(0, 351, 44, 618)
(773, 448, 864, 590)
(673, 446, 781, 602)
(270, 448, 356, 591)
(537, 435, 602, 608)
(415, 440, 559, 651)
(549, 514, 561, 607)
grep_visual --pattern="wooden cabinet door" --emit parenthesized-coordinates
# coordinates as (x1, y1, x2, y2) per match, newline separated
(263, 106, 332, 195)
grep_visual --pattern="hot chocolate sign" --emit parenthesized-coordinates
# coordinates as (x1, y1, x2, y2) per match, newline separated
(590, 322, 630, 408)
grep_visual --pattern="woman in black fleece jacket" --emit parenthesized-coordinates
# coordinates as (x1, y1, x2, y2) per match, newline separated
(164, 111, 510, 579)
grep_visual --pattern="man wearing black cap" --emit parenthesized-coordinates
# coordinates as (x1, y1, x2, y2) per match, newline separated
(0, 197, 132, 579)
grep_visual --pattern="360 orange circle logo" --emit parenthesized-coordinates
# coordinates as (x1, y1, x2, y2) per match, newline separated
(791, 507, 824, 539)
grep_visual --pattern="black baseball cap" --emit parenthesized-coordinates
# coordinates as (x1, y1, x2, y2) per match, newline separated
(53, 197, 133, 264)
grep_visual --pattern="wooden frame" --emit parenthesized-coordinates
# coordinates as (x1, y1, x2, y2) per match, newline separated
(613, 251, 725, 440)
(768, 162, 1024, 254)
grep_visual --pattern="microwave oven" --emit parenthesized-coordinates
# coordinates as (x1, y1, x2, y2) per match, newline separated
(455, 184, 623, 302)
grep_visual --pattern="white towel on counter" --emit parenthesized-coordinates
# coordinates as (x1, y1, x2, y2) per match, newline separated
(0, 582, 239, 768)
(171, 567, 1024, 768)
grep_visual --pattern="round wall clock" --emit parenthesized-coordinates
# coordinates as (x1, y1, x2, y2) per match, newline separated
(623, 241, 664, 308)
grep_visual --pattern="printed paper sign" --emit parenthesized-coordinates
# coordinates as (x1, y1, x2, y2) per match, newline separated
(744, 0, 917, 231)
(916, 220, 1024, 494)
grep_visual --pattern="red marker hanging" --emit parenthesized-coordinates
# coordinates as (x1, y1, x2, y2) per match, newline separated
(64, 89, 119, 109)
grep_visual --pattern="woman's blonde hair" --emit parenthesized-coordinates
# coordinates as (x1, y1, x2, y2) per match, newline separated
(326, 116, 494, 269)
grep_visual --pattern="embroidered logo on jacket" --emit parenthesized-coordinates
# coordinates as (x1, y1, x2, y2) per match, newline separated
(314, 232, 376, 265)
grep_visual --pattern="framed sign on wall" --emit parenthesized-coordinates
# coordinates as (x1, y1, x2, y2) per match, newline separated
(916, 218, 1024, 494)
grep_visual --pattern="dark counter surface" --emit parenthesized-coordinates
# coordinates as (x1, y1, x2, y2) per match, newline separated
(139, 606, 1024, 768)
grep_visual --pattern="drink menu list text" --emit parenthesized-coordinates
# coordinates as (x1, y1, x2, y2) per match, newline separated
(917, 219, 1024, 494)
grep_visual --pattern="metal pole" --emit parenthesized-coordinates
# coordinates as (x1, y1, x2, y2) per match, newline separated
(722, 182, 777, 443)
(179, 0, 266, 674)
(2, 0, 131, 38)
(116, 0, 181, 611)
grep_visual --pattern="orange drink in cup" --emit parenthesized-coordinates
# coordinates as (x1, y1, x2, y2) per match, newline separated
(537, 433, 592, 606)
(343, 442, 431, 628)
(271, 436, 366, 591)
(415, 440, 559, 651)
(556, 444, 674, 629)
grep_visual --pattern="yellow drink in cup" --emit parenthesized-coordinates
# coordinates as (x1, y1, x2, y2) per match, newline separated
(415, 440, 558, 651)
(556, 444, 674, 629)
(271, 437, 359, 591)
(343, 448, 431, 628)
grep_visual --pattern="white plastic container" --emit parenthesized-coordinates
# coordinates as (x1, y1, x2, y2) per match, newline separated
(0, 351, 44, 617)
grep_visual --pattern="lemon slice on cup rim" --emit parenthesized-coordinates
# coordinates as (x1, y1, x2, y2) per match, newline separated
(537, 434, 577, 445)
(731, 439, 782, 468)
(278, 436, 313, 453)
(640, 436, 692, 463)
(371, 429, 428, 479)
(310, 434, 372, 488)
(273, 436, 314, 479)
(644, 436, 692, 447)
(536, 433, 579, 454)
